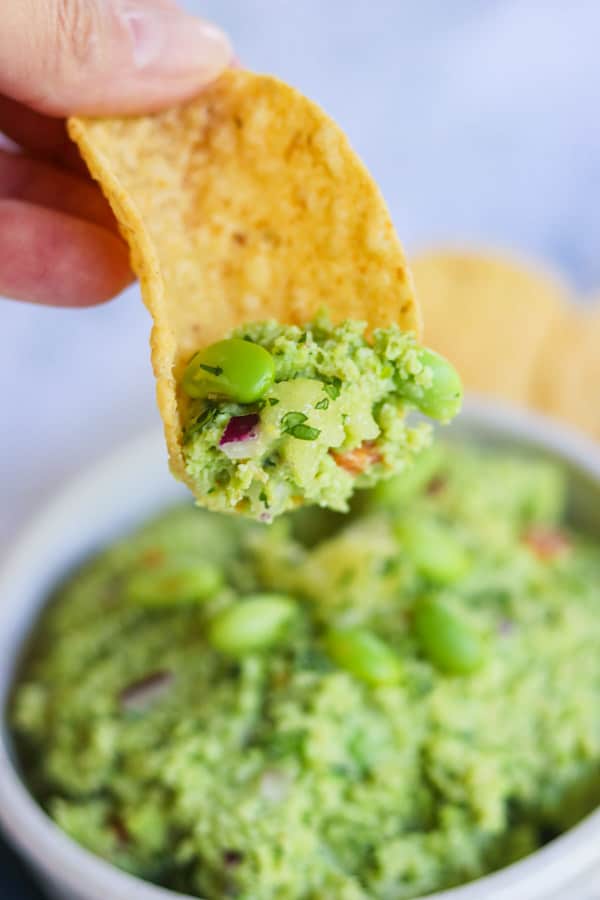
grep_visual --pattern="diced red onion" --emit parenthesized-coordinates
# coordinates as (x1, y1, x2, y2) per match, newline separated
(223, 849, 244, 867)
(426, 476, 447, 496)
(119, 670, 174, 712)
(220, 414, 259, 445)
(109, 816, 130, 845)
(260, 769, 290, 803)
(219, 414, 260, 459)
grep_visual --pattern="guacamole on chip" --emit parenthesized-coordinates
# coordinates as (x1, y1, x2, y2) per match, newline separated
(180, 312, 461, 519)
(12, 445, 600, 899)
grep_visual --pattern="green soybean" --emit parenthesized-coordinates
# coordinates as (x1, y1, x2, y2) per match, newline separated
(414, 596, 484, 675)
(126, 559, 224, 607)
(394, 518, 470, 585)
(397, 349, 463, 422)
(325, 628, 403, 686)
(208, 594, 296, 655)
(182, 338, 275, 404)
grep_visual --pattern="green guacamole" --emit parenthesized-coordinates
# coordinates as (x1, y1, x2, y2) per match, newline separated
(12, 445, 600, 899)
(181, 313, 462, 520)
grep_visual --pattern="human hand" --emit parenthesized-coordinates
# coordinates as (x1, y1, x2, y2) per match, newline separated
(0, 0, 232, 306)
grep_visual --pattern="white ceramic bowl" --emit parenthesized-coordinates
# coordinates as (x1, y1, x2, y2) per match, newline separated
(2, 401, 600, 900)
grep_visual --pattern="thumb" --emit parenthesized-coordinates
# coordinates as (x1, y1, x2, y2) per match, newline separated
(0, 0, 233, 116)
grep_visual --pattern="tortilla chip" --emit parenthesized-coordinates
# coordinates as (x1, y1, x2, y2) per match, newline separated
(68, 70, 418, 487)
(411, 249, 569, 406)
(530, 304, 600, 440)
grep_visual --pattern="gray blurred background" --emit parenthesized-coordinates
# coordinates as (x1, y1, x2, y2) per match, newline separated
(2, 0, 600, 546)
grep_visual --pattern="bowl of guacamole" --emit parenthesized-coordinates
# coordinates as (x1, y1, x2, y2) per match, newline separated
(1, 402, 600, 900)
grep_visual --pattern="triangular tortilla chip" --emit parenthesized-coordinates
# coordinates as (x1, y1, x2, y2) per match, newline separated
(68, 70, 419, 485)
(411, 248, 568, 407)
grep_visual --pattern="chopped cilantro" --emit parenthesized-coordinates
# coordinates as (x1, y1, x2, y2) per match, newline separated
(282, 411, 320, 440)
(256, 396, 280, 411)
(315, 398, 329, 411)
(322, 377, 342, 400)
(281, 411, 308, 432)
(199, 363, 223, 377)
(289, 424, 321, 441)
(259, 490, 270, 508)
(183, 406, 217, 443)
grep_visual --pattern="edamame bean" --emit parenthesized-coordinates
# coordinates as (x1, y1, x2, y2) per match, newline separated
(413, 596, 483, 674)
(208, 594, 296, 655)
(126, 559, 224, 607)
(183, 338, 275, 404)
(394, 518, 470, 585)
(397, 349, 463, 422)
(325, 628, 403, 686)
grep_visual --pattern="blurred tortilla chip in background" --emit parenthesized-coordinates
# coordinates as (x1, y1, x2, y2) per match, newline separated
(531, 304, 600, 441)
(411, 248, 569, 406)
(412, 247, 600, 444)
(68, 69, 419, 486)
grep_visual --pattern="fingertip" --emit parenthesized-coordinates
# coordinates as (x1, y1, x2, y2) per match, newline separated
(0, 199, 134, 306)
(7, 1, 234, 117)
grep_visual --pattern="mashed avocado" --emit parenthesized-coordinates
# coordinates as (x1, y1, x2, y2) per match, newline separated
(180, 313, 462, 520)
(12, 445, 600, 899)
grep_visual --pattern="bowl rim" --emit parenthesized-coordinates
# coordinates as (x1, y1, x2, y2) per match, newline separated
(1, 398, 600, 900)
